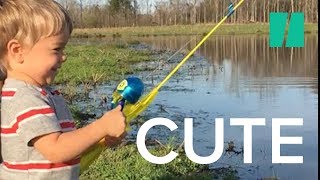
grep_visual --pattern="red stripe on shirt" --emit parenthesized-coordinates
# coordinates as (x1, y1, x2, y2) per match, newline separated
(60, 122, 76, 129)
(3, 158, 80, 170)
(1, 107, 55, 134)
(40, 89, 48, 96)
(1, 91, 16, 97)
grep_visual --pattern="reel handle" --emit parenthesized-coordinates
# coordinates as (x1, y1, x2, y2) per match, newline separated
(111, 98, 125, 111)
(118, 99, 125, 111)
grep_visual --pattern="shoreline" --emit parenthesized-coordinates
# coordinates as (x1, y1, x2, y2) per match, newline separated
(72, 23, 318, 38)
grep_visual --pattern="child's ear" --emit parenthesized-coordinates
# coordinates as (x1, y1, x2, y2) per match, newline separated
(7, 39, 25, 64)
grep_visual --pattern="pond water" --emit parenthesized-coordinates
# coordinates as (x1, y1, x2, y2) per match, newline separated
(70, 35, 318, 180)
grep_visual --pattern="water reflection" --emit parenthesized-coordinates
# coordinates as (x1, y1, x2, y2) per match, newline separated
(134, 35, 318, 180)
(138, 35, 318, 77)
(137, 35, 318, 99)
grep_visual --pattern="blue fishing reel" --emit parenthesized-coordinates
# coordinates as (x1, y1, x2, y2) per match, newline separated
(111, 76, 144, 110)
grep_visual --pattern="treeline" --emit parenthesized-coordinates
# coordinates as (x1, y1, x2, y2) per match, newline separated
(57, 0, 318, 28)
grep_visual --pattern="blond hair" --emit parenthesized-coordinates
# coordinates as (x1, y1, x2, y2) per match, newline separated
(0, 0, 73, 77)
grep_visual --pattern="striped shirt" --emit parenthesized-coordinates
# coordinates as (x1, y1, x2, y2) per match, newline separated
(0, 79, 80, 180)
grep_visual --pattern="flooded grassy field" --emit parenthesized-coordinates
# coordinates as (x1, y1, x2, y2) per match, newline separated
(65, 35, 317, 179)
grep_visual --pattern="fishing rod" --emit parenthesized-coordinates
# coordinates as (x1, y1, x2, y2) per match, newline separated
(121, 0, 244, 123)
(80, 0, 244, 174)
(144, 1, 241, 80)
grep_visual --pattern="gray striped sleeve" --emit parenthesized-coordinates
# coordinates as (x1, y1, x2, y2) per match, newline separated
(9, 88, 62, 145)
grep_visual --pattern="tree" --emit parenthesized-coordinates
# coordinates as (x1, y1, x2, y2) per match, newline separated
(56, 0, 317, 28)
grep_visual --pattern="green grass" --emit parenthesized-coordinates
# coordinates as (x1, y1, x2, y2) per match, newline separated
(80, 144, 238, 180)
(72, 23, 318, 38)
(54, 44, 153, 85)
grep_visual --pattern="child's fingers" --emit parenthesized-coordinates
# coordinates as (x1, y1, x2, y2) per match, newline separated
(115, 105, 122, 111)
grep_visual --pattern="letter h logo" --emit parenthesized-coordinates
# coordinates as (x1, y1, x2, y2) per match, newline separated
(270, 12, 304, 47)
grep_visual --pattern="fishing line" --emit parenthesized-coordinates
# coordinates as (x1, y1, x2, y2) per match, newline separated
(120, 0, 244, 121)
(144, 37, 195, 80)
(142, 0, 238, 82)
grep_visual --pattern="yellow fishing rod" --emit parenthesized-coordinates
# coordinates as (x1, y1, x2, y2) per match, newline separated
(80, 0, 244, 174)
(122, 0, 244, 123)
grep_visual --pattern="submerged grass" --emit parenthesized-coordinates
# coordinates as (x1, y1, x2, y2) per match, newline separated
(55, 44, 153, 85)
(79, 143, 238, 180)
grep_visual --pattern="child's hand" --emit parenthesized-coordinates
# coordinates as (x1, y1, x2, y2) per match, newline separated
(104, 132, 127, 147)
(101, 105, 126, 138)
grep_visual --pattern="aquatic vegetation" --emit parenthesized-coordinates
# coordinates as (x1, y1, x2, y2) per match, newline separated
(79, 143, 239, 180)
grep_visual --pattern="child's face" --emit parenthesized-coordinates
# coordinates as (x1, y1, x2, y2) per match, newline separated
(21, 31, 70, 86)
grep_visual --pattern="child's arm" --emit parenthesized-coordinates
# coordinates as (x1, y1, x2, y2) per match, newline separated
(31, 105, 126, 163)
